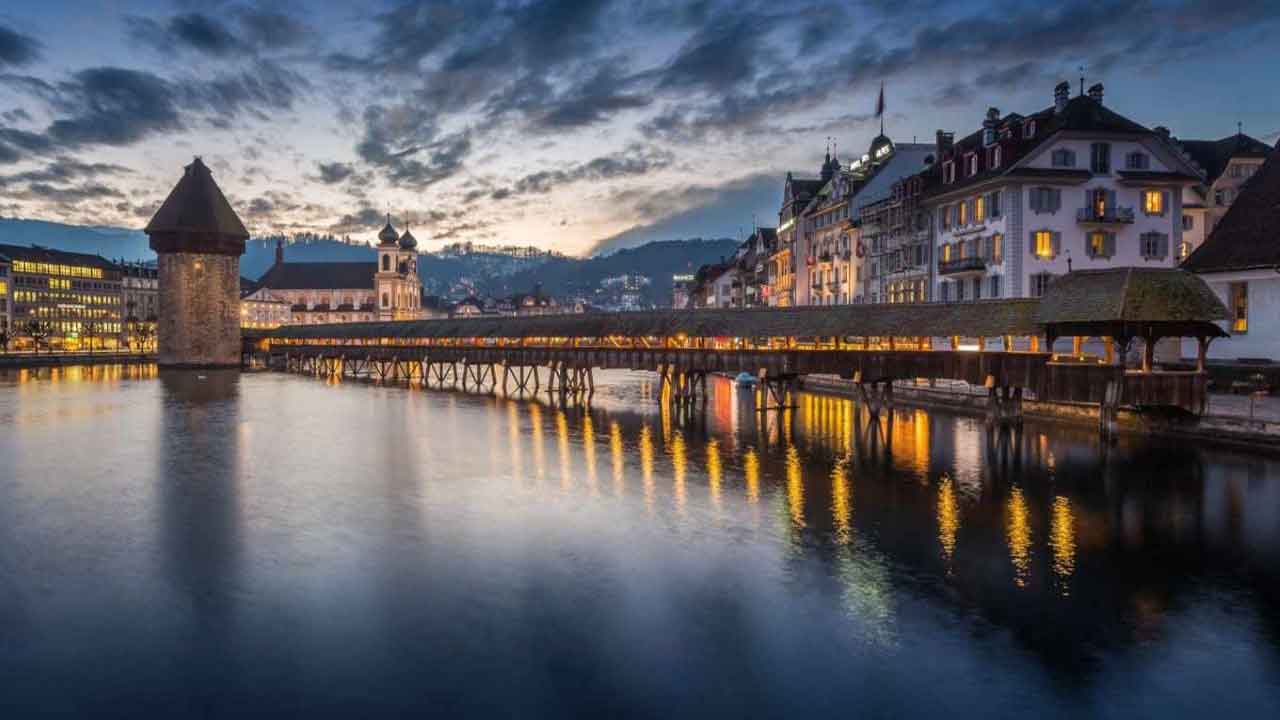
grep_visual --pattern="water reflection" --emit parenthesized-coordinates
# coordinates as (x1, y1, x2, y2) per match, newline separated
(3, 368, 1279, 715)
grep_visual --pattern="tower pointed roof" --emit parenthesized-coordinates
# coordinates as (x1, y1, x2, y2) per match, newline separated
(146, 157, 248, 256)
(377, 214, 399, 246)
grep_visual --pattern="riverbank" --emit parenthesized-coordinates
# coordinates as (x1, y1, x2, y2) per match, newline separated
(800, 375, 1280, 452)
(0, 352, 156, 369)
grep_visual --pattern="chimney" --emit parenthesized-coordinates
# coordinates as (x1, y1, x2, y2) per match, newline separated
(1054, 81, 1070, 113)
(983, 107, 999, 145)
(275, 237, 284, 267)
(1153, 125, 1171, 139)
(1087, 82, 1104, 103)
(935, 129, 954, 154)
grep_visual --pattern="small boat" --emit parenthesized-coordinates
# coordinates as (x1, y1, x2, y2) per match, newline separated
(734, 372, 759, 388)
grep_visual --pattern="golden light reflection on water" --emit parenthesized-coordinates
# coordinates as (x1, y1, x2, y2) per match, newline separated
(743, 448, 761, 506)
(507, 401, 522, 483)
(640, 423, 655, 512)
(706, 438, 722, 513)
(831, 454, 852, 545)
(582, 413, 598, 496)
(556, 409, 572, 491)
(529, 403, 545, 484)
(1049, 495, 1076, 595)
(786, 445, 805, 530)
(937, 476, 960, 567)
(1006, 486, 1033, 588)
(670, 430, 687, 516)
(610, 420, 624, 495)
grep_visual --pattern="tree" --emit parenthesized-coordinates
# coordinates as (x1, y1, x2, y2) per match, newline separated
(136, 323, 156, 353)
(23, 319, 50, 354)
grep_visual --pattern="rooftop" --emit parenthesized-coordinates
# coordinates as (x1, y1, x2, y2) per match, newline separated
(1182, 139, 1280, 274)
(251, 261, 377, 291)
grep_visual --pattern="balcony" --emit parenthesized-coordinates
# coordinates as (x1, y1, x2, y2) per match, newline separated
(1077, 206, 1134, 224)
(938, 256, 987, 276)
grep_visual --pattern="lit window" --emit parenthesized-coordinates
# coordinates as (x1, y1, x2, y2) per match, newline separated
(975, 195, 986, 222)
(1034, 230, 1054, 259)
(942, 244, 952, 262)
(1143, 190, 1164, 215)
(991, 233, 1003, 263)
(1230, 282, 1248, 333)
(1088, 231, 1111, 258)
(958, 201, 968, 225)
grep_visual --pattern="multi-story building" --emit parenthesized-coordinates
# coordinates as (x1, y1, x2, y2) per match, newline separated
(850, 137, 937, 304)
(1169, 131, 1274, 258)
(770, 166, 827, 307)
(741, 228, 776, 307)
(118, 260, 159, 349)
(671, 274, 695, 309)
(0, 256, 10, 342)
(244, 220, 436, 324)
(1182, 138, 1280, 361)
(0, 243, 124, 351)
(927, 82, 1202, 303)
(240, 296, 292, 330)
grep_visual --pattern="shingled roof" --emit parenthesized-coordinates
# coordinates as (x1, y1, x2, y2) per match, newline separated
(1181, 139, 1280, 274)
(1178, 133, 1273, 184)
(1036, 268, 1227, 337)
(146, 158, 248, 256)
(251, 262, 376, 291)
(272, 299, 1043, 342)
(0, 243, 118, 272)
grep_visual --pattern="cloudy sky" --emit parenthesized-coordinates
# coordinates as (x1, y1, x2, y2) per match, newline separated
(1, 1, 1278, 255)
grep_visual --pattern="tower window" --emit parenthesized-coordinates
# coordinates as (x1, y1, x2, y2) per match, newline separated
(382, 255, 390, 271)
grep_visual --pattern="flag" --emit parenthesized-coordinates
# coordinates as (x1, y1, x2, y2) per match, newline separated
(875, 82, 885, 118)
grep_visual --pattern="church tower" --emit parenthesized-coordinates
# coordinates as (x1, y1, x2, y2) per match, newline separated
(145, 158, 248, 367)
(374, 215, 422, 320)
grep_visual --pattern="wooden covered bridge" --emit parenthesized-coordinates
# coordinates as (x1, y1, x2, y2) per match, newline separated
(250, 268, 1228, 430)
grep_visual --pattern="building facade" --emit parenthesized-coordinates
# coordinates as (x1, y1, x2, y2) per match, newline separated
(1172, 131, 1274, 258)
(0, 256, 10, 343)
(928, 83, 1202, 303)
(1182, 138, 1280, 361)
(244, 223, 434, 325)
(119, 261, 159, 351)
(0, 243, 124, 351)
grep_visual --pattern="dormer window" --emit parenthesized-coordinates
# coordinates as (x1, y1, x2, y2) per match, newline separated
(943, 161, 955, 184)
(1024, 121, 1037, 139)
(988, 146, 1002, 169)
(967, 154, 979, 176)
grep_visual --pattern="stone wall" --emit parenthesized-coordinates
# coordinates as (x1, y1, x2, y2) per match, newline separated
(157, 252, 241, 367)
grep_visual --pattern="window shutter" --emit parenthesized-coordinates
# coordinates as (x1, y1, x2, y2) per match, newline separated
(1051, 189, 1061, 212)
(1051, 231, 1061, 258)
(1107, 190, 1117, 212)
(1161, 191, 1170, 216)
(1158, 233, 1169, 260)
(1104, 232, 1116, 258)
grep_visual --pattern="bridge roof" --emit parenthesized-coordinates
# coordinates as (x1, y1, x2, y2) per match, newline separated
(1035, 268, 1228, 337)
(270, 299, 1043, 341)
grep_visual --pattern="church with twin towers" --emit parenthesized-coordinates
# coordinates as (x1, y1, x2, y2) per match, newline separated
(244, 214, 436, 324)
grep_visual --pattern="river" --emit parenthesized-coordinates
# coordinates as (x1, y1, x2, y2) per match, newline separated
(1, 365, 1277, 717)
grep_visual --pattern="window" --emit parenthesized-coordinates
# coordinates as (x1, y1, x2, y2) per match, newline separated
(1087, 231, 1114, 259)
(989, 275, 1002, 298)
(1024, 120, 1036, 138)
(991, 233, 1004, 264)
(1140, 232, 1168, 260)
(975, 195, 986, 222)
(940, 282, 950, 302)
(989, 191, 1001, 218)
(381, 255, 390, 271)
(944, 161, 955, 183)
(1033, 230, 1056, 259)
(1030, 187, 1061, 213)
(381, 292, 389, 308)
(1143, 190, 1165, 215)
(1090, 188, 1109, 217)
(972, 277, 982, 300)
(1031, 272, 1055, 298)
(1126, 152, 1150, 170)
(1051, 149, 1076, 168)
(967, 154, 979, 176)
(989, 146, 1002, 168)
(1182, 215, 1194, 231)
(1230, 164, 1243, 178)
(958, 201, 968, 226)
(1230, 282, 1248, 333)
(956, 279, 966, 301)
(942, 243, 952, 262)
(1215, 188, 1226, 206)
(1090, 142, 1111, 173)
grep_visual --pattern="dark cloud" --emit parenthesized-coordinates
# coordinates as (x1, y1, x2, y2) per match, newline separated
(12, 182, 124, 204)
(316, 161, 355, 184)
(46, 68, 183, 146)
(0, 156, 131, 185)
(2, 108, 32, 123)
(330, 205, 386, 234)
(0, 24, 40, 67)
(127, 8, 310, 57)
(495, 145, 674, 199)
(657, 15, 766, 92)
